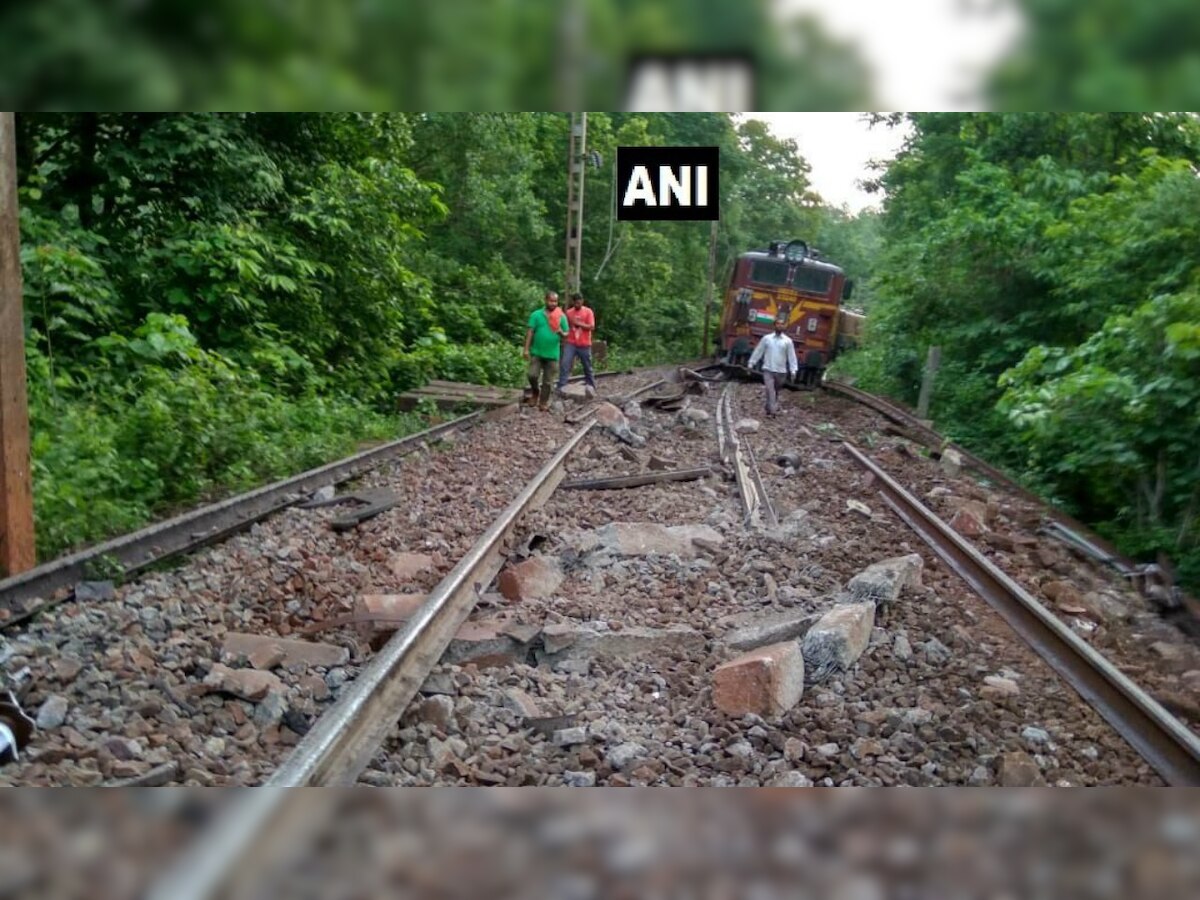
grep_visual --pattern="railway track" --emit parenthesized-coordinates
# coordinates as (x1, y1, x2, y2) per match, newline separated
(823, 379, 1200, 624)
(844, 442, 1200, 786)
(8, 369, 1195, 805)
(150, 379, 688, 897)
(0, 364, 693, 628)
(0, 412, 487, 626)
(716, 385, 776, 529)
(139, 372, 1200, 891)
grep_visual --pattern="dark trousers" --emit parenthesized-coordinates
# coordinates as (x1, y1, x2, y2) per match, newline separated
(557, 343, 596, 389)
(763, 371, 786, 414)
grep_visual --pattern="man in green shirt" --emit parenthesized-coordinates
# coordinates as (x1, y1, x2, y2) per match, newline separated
(523, 291, 569, 410)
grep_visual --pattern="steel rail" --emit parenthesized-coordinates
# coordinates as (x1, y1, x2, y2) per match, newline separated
(269, 419, 592, 786)
(825, 380, 1126, 558)
(824, 379, 1200, 620)
(717, 385, 776, 528)
(0, 410, 492, 624)
(844, 441, 1200, 786)
(149, 420, 595, 900)
(823, 380, 943, 446)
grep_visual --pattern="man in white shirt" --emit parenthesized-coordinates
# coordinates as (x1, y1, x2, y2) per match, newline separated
(747, 314, 798, 417)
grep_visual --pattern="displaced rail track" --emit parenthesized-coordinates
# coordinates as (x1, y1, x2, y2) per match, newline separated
(716, 385, 777, 529)
(844, 442, 1200, 786)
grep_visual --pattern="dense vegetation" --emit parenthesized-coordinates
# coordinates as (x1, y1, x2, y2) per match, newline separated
(1, 1, 872, 110)
(15, 111, 846, 560)
(838, 113, 1200, 591)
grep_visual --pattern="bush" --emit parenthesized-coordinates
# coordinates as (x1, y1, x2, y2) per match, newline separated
(26, 314, 418, 560)
(390, 333, 525, 391)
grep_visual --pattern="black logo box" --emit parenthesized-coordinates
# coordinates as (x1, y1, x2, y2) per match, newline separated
(617, 146, 720, 221)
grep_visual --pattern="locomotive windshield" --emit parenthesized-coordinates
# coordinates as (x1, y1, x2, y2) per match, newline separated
(791, 266, 833, 294)
(749, 260, 789, 286)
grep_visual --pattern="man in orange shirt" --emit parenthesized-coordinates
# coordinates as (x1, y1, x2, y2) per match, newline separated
(556, 293, 597, 395)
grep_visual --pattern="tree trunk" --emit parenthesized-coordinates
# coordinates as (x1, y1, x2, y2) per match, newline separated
(74, 113, 99, 229)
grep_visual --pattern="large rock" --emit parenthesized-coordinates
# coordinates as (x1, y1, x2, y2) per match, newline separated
(559, 383, 591, 401)
(801, 601, 876, 683)
(356, 593, 429, 620)
(222, 632, 349, 669)
(442, 619, 533, 668)
(712, 642, 805, 718)
(725, 611, 820, 652)
(36, 695, 69, 729)
(391, 552, 437, 582)
(537, 623, 704, 669)
(980, 675, 1020, 700)
(940, 447, 964, 477)
(497, 556, 564, 602)
(204, 663, 285, 702)
(574, 522, 723, 558)
(997, 749, 1045, 787)
(1149, 641, 1200, 674)
(349, 593, 431, 643)
(846, 554, 924, 607)
(765, 509, 815, 542)
(950, 501, 989, 537)
(1079, 590, 1130, 624)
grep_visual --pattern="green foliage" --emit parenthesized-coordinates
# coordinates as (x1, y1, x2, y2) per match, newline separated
(26, 315, 413, 558)
(0, 2, 874, 110)
(1000, 291, 1200, 531)
(990, 0, 1200, 110)
(846, 112, 1200, 590)
(390, 337, 526, 392)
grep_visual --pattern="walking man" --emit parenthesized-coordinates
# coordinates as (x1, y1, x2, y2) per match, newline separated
(523, 291, 569, 410)
(747, 313, 798, 417)
(556, 292, 598, 396)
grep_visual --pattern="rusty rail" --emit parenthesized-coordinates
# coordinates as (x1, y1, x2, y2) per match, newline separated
(844, 441, 1200, 786)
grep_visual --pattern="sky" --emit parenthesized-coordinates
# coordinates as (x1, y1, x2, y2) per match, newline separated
(744, 113, 910, 213)
(776, 0, 1025, 109)
(744, 2, 1025, 213)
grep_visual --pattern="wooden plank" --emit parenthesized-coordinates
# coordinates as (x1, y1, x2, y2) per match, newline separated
(0, 113, 35, 577)
(426, 380, 520, 397)
(561, 467, 711, 491)
(398, 392, 516, 412)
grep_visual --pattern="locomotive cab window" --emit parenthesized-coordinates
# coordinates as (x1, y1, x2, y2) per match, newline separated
(791, 266, 833, 295)
(749, 260, 789, 286)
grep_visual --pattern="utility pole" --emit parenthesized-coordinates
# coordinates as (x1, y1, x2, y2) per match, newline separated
(700, 220, 718, 357)
(556, 0, 584, 112)
(0, 112, 35, 576)
(564, 112, 587, 296)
